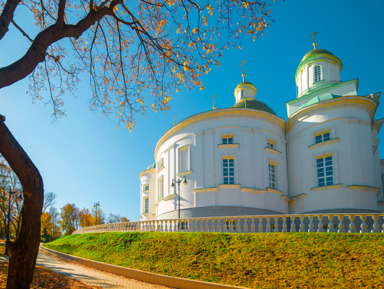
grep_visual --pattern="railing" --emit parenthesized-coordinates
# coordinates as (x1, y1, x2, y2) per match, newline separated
(72, 213, 384, 235)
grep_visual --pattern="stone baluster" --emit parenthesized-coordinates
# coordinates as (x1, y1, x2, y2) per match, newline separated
(206, 219, 211, 232)
(200, 219, 204, 232)
(266, 217, 271, 233)
(258, 217, 263, 233)
(299, 216, 305, 232)
(328, 216, 334, 233)
(219, 218, 225, 232)
(244, 218, 249, 232)
(282, 217, 287, 232)
(273, 217, 279, 232)
(308, 216, 315, 232)
(360, 215, 368, 233)
(317, 216, 324, 232)
(250, 218, 255, 233)
(290, 216, 296, 232)
(192, 219, 196, 232)
(211, 218, 216, 232)
(338, 216, 346, 233)
(371, 215, 380, 233)
(235, 218, 240, 232)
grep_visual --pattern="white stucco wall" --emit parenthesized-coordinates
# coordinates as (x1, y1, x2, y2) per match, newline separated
(154, 109, 288, 219)
(288, 97, 380, 213)
(139, 169, 156, 221)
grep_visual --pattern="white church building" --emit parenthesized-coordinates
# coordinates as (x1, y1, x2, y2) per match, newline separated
(139, 43, 383, 221)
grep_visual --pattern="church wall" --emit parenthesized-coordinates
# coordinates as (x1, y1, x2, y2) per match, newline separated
(289, 101, 380, 214)
(154, 111, 288, 219)
(139, 170, 156, 221)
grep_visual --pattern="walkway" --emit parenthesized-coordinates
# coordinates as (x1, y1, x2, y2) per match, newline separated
(35, 251, 173, 289)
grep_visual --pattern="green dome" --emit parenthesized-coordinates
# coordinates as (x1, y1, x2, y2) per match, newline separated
(295, 49, 343, 80)
(297, 93, 342, 111)
(232, 99, 276, 115)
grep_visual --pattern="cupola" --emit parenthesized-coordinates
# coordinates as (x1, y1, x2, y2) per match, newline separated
(295, 36, 343, 98)
(233, 71, 276, 115)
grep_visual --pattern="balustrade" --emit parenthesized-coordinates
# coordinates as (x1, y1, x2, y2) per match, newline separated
(72, 213, 384, 235)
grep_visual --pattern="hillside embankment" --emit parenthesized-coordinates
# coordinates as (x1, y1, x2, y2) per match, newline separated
(45, 232, 384, 288)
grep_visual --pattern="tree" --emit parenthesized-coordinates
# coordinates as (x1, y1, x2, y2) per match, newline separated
(59, 203, 79, 235)
(0, 156, 23, 239)
(120, 217, 129, 222)
(42, 192, 56, 213)
(0, 0, 273, 287)
(40, 212, 53, 242)
(48, 206, 61, 239)
(107, 213, 121, 224)
(79, 208, 93, 227)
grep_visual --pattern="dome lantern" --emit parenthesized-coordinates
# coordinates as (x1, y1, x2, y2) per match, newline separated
(295, 35, 343, 98)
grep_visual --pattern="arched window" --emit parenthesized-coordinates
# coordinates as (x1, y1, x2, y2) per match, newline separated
(314, 65, 321, 83)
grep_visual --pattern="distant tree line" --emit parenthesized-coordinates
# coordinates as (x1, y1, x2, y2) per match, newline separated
(0, 155, 129, 242)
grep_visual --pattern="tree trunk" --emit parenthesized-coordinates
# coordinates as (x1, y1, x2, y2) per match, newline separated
(0, 115, 43, 289)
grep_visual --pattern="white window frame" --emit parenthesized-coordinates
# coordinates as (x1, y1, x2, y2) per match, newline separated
(158, 175, 164, 198)
(222, 135, 234, 145)
(267, 139, 276, 150)
(223, 157, 235, 184)
(144, 197, 149, 214)
(315, 131, 331, 144)
(268, 162, 277, 189)
(179, 145, 190, 173)
(316, 155, 334, 187)
(143, 183, 150, 191)
(314, 65, 321, 83)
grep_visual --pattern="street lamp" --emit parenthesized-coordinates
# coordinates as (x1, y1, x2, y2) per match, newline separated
(5, 188, 23, 256)
(171, 176, 188, 219)
(93, 202, 100, 225)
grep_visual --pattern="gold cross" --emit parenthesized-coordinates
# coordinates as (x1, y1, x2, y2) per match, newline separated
(239, 60, 247, 82)
(310, 32, 319, 49)
(212, 95, 216, 110)
(173, 114, 176, 125)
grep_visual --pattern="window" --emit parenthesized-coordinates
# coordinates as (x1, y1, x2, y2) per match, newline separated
(268, 163, 276, 189)
(314, 65, 321, 83)
(223, 158, 235, 184)
(222, 136, 234, 145)
(179, 146, 189, 173)
(144, 197, 149, 213)
(143, 184, 149, 191)
(317, 156, 334, 187)
(267, 140, 276, 149)
(158, 158, 164, 169)
(315, 132, 331, 144)
(158, 176, 164, 198)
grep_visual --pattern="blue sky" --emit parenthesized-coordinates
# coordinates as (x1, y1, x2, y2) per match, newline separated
(0, 0, 383, 222)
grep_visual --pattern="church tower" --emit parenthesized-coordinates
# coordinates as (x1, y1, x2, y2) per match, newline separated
(295, 35, 342, 98)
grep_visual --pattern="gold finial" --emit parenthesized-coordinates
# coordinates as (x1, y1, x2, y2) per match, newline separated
(212, 95, 217, 110)
(239, 60, 247, 82)
(310, 32, 319, 49)
(173, 114, 176, 125)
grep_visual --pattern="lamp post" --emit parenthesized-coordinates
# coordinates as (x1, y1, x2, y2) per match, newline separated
(5, 188, 23, 256)
(94, 202, 100, 225)
(171, 176, 188, 219)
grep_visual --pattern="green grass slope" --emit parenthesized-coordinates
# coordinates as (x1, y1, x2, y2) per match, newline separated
(45, 232, 384, 288)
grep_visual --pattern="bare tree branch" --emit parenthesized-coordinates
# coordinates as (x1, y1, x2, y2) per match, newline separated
(0, 0, 22, 40)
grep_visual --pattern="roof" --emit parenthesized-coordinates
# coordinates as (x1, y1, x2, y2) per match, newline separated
(146, 163, 156, 170)
(296, 93, 342, 112)
(232, 99, 277, 115)
(295, 49, 343, 80)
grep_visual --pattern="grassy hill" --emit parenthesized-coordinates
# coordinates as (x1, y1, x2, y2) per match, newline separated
(45, 232, 384, 288)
